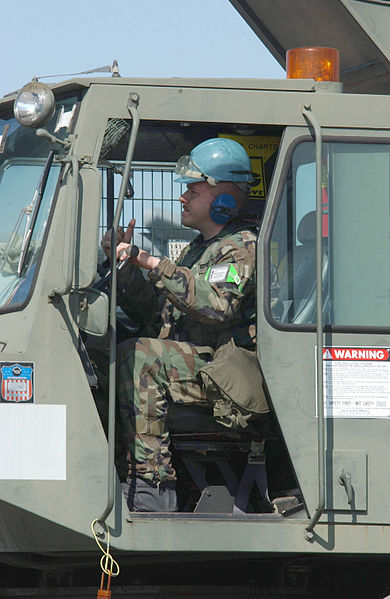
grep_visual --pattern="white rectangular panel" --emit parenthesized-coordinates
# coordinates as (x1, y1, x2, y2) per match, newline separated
(0, 405, 66, 479)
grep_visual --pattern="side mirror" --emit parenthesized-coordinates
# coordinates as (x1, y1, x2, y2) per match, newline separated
(69, 288, 108, 336)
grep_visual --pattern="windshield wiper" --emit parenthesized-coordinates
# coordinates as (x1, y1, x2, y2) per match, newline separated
(16, 149, 55, 277)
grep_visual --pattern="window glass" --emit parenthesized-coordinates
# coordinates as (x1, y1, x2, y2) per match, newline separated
(0, 97, 77, 309)
(270, 141, 390, 327)
(0, 158, 60, 306)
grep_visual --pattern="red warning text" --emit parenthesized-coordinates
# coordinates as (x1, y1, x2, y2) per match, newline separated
(323, 347, 389, 361)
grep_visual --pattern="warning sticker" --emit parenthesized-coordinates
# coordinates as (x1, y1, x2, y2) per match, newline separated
(319, 347, 390, 418)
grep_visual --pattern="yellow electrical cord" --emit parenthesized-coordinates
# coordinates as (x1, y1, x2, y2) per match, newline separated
(91, 519, 120, 578)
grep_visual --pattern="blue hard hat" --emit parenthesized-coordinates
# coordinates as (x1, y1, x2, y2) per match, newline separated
(175, 137, 253, 186)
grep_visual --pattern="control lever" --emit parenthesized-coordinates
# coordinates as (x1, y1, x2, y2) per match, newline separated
(339, 469, 353, 505)
(95, 245, 139, 292)
(118, 244, 139, 261)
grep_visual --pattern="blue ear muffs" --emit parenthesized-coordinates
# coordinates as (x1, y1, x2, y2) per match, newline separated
(210, 193, 237, 224)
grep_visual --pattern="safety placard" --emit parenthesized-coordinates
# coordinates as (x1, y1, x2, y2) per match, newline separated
(219, 133, 280, 201)
(319, 346, 390, 418)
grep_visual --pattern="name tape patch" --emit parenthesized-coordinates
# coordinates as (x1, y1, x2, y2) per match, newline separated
(206, 264, 242, 289)
(208, 265, 229, 283)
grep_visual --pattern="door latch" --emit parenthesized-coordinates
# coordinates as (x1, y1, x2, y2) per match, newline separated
(339, 469, 353, 505)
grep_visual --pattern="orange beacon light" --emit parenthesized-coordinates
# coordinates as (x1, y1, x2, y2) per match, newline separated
(286, 47, 340, 82)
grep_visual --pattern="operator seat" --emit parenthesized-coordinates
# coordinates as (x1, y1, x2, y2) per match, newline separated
(278, 210, 317, 322)
(167, 400, 278, 514)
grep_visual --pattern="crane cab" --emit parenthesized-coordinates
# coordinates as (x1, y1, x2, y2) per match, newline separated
(2, 1, 390, 594)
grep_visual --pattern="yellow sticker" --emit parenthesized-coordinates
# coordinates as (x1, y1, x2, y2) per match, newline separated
(219, 133, 281, 202)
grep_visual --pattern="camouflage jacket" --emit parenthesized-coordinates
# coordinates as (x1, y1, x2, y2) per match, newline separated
(147, 220, 258, 350)
(117, 220, 282, 348)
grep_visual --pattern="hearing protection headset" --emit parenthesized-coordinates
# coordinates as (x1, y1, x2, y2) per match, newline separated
(209, 193, 240, 224)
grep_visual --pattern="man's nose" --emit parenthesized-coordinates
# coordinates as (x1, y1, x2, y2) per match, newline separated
(179, 191, 190, 204)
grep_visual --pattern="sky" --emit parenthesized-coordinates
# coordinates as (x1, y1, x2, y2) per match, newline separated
(2, 0, 285, 97)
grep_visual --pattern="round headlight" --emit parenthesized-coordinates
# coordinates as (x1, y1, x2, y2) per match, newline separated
(14, 81, 55, 128)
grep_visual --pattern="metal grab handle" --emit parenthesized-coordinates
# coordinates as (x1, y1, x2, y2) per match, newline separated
(96, 93, 140, 527)
(301, 104, 326, 541)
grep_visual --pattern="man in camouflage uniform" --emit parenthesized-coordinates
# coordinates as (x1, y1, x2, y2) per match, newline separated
(102, 138, 267, 512)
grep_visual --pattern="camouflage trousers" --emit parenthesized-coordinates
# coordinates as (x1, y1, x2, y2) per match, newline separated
(116, 337, 212, 484)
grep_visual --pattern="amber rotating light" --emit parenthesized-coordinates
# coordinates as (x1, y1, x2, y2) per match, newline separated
(286, 47, 340, 82)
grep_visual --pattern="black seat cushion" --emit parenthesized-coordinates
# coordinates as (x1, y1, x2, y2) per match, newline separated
(168, 403, 223, 433)
(167, 402, 275, 439)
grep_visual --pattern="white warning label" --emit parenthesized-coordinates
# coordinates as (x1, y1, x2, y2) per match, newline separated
(320, 346, 390, 418)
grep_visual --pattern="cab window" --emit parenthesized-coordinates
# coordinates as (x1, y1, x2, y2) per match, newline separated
(270, 140, 390, 328)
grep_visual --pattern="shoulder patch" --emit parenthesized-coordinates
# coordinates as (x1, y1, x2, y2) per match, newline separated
(208, 265, 229, 283)
(206, 264, 242, 290)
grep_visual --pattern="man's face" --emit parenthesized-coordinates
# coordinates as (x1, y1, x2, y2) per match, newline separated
(179, 182, 216, 231)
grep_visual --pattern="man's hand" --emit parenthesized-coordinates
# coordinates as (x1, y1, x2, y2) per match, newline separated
(100, 218, 136, 260)
(116, 243, 161, 271)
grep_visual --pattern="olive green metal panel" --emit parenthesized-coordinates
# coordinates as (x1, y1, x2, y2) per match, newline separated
(0, 156, 117, 550)
(94, 83, 390, 130)
(327, 449, 367, 511)
(56, 80, 390, 135)
(3, 77, 390, 131)
(0, 298, 115, 544)
(257, 126, 390, 530)
(109, 516, 390, 554)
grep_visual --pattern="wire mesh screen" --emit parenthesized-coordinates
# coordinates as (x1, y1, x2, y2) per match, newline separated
(99, 162, 195, 262)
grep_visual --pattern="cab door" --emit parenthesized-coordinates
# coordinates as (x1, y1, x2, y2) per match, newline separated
(258, 126, 390, 525)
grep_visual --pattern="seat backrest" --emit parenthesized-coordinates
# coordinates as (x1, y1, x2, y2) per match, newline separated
(278, 210, 316, 298)
(278, 211, 318, 322)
